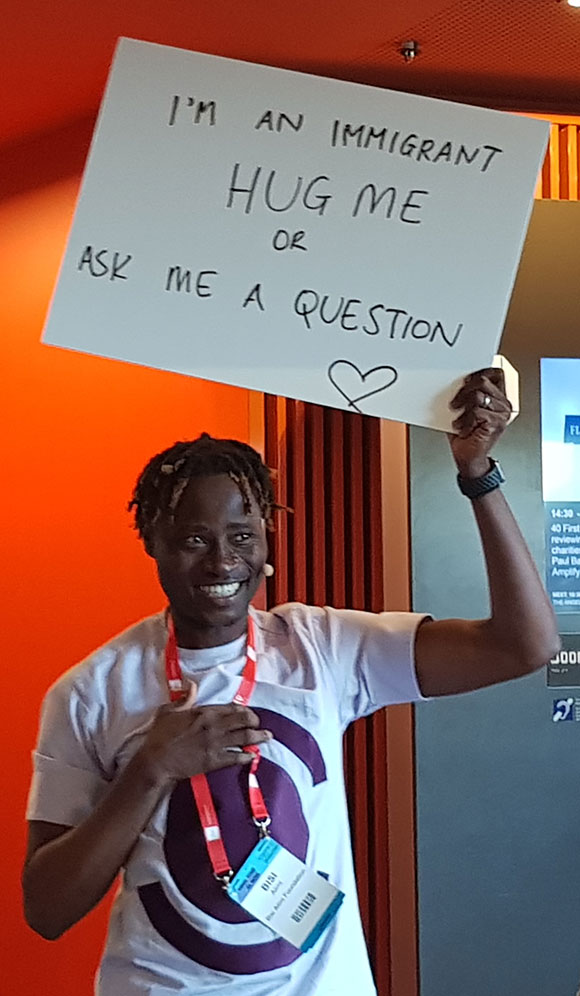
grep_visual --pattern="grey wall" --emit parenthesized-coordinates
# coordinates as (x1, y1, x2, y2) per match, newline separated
(412, 200, 580, 996)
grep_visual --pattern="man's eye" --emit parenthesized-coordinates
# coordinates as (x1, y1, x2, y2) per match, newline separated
(234, 532, 253, 543)
(183, 535, 206, 548)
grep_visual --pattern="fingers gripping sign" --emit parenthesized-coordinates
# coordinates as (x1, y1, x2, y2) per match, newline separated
(448, 367, 513, 476)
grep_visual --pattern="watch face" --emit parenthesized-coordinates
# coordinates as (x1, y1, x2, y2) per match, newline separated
(492, 460, 506, 484)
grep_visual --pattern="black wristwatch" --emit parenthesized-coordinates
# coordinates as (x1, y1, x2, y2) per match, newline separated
(457, 458, 505, 499)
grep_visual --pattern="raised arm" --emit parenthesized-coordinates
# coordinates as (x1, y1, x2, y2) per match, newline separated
(23, 687, 271, 939)
(415, 368, 560, 698)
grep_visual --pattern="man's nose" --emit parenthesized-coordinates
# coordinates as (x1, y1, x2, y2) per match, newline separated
(203, 540, 240, 576)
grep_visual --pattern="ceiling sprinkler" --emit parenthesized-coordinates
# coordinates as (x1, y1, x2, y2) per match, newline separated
(399, 40, 420, 63)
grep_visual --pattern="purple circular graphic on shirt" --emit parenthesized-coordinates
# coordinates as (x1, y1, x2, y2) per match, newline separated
(164, 759, 307, 924)
(139, 708, 328, 974)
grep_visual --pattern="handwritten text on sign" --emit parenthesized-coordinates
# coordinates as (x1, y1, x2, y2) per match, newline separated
(42, 38, 548, 430)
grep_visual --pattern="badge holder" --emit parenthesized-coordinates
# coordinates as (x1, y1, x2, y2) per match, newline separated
(227, 836, 344, 952)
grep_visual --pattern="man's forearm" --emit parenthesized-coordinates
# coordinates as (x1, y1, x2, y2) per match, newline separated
(23, 749, 169, 939)
(472, 486, 560, 670)
(415, 485, 560, 697)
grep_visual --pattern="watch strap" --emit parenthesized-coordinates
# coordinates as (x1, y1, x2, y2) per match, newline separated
(457, 458, 505, 499)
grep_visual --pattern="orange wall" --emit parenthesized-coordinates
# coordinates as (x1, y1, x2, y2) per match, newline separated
(1, 163, 252, 993)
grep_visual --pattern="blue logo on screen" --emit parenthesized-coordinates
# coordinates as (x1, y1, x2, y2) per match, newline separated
(564, 416, 580, 444)
(553, 698, 574, 722)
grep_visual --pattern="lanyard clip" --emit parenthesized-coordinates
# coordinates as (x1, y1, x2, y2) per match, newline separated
(214, 869, 234, 891)
(254, 816, 271, 838)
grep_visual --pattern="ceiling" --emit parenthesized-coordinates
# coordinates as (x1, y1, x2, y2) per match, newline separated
(3, 0, 580, 153)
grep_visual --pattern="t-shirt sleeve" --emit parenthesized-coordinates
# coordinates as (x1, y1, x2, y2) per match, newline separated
(309, 606, 430, 725)
(26, 677, 111, 826)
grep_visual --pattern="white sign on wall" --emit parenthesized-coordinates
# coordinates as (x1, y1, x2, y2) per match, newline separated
(42, 38, 548, 430)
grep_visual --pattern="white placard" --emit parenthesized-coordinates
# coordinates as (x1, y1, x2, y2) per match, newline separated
(42, 38, 548, 430)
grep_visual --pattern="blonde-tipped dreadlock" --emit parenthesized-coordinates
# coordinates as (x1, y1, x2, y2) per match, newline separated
(128, 434, 275, 540)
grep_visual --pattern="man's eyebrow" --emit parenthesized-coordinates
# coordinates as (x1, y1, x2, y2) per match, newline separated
(175, 518, 261, 530)
(173, 523, 209, 533)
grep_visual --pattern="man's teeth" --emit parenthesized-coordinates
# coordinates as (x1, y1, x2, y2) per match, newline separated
(198, 582, 242, 597)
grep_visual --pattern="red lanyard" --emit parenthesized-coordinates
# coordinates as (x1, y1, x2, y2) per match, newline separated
(165, 613, 270, 887)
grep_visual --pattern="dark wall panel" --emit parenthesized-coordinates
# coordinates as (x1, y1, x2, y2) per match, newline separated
(413, 200, 580, 996)
(264, 398, 406, 996)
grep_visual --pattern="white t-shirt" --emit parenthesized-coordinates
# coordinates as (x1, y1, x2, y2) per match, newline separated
(27, 602, 427, 995)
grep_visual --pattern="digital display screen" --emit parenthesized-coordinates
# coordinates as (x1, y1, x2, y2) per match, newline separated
(541, 357, 580, 616)
(547, 633, 580, 687)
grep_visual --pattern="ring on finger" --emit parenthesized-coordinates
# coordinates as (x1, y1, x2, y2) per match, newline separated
(483, 394, 492, 408)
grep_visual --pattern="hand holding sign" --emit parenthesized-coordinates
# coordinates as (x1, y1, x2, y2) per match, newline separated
(449, 367, 513, 477)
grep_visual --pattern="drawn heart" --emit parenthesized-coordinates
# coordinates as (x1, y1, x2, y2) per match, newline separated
(327, 360, 398, 413)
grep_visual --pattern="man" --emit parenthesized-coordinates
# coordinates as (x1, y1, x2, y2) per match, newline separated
(23, 369, 559, 994)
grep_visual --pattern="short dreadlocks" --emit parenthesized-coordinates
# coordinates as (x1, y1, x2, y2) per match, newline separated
(128, 434, 275, 541)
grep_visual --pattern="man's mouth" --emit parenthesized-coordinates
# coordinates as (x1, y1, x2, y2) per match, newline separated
(196, 581, 245, 599)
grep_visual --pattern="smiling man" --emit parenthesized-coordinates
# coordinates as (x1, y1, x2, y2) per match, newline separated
(144, 456, 270, 648)
(22, 372, 559, 996)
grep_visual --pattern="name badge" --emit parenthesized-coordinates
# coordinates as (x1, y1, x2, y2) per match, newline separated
(227, 837, 344, 951)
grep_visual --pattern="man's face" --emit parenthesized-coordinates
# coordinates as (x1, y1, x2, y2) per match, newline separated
(147, 473, 268, 646)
